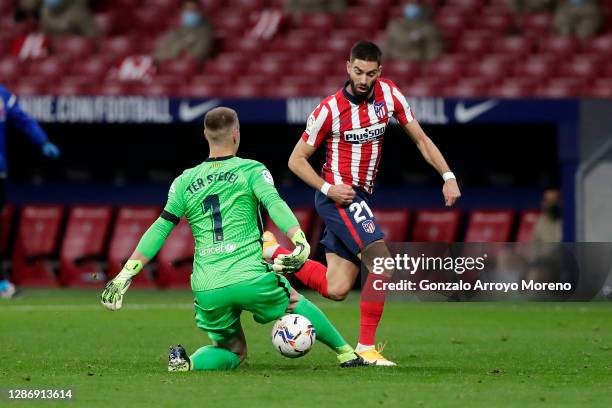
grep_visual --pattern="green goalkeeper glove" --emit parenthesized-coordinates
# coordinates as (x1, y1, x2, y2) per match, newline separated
(100, 260, 143, 311)
(273, 229, 310, 274)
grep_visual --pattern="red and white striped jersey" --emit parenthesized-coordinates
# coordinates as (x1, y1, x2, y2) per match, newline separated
(301, 78, 414, 194)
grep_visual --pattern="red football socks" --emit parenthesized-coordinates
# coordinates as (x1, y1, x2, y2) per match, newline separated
(273, 246, 329, 298)
(358, 273, 388, 346)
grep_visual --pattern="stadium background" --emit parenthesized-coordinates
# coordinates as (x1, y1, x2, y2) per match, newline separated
(0, 0, 611, 288)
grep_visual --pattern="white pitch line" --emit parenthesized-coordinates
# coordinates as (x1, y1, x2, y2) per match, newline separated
(0, 303, 194, 312)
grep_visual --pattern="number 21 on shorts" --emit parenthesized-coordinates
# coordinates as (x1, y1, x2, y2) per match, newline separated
(349, 200, 373, 223)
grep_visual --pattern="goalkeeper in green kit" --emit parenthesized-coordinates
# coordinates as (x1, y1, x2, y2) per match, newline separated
(100, 107, 366, 371)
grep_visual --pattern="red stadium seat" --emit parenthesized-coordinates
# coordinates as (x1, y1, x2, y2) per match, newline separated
(558, 56, 603, 79)
(107, 207, 160, 286)
(383, 60, 422, 82)
(480, 14, 514, 35)
(0, 204, 15, 256)
(588, 78, 612, 97)
(52, 37, 96, 58)
(0, 58, 25, 83)
(539, 36, 580, 56)
(435, 14, 469, 37)
(535, 82, 583, 98)
(265, 208, 315, 251)
(12, 82, 47, 96)
(293, 58, 334, 77)
(464, 210, 515, 242)
(317, 36, 355, 54)
(446, 0, 486, 9)
(223, 83, 264, 97)
(99, 36, 139, 58)
(294, 13, 336, 32)
(341, 10, 384, 31)
(489, 79, 535, 98)
(157, 58, 199, 77)
(248, 59, 285, 76)
(59, 206, 113, 287)
(467, 55, 513, 79)
(178, 83, 224, 97)
(50, 83, 91, 96)
(94, 11, 123, 36)
(27, 56, 70, 78)
(372, 209, 411, 242)
(492, 36, 535, 57)
(455, 36, 491, 56)
(516, 210, 541, 243)
(442, 79, 488, 97)
(71, 56, 114, 78)
(583, 34, 612, 53)
(203, 54, 246, 77)
(270, 36, 314, 54)
(402, 80, 445, 97)
(424, 56, 466, 80)
(133, 82, 179, 96)
(156, 219, 194, 288)
(134, 8, 169, 34)
(12, 205, 64, 287)
(412, 209, 461, 242)
(214, 13, 248, 37)
(95, 82, 131, 96)
(513, 55, 559, 80)
(229, 0, 264, 14)
(520, 12, 553, 36)
(273, 83, 310, 97)
(221, 36, 265, 55)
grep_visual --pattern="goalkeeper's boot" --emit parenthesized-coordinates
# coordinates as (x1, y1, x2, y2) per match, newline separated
(339, 354, 369, 368)
(168, 345, 191, 372)
(262, 230, 280, 262)
(356, 342, 397, 367)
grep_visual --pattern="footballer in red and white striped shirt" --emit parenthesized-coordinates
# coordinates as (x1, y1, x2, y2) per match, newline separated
(268, 41, 461, 366)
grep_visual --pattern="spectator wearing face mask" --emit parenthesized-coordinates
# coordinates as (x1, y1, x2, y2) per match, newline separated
(154, 0, 214, 62)
(18, 0, 98, 37)
(553, 0, 601, 39)
(532, 188, 562, 243)
(384, 0, 444, 61)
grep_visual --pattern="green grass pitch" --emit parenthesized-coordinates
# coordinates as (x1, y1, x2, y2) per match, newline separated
(1, 289, 611, 407)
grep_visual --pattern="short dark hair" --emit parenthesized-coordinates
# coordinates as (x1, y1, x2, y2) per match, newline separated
(350, 41, 382, 65)
(204, 107, 238, 136)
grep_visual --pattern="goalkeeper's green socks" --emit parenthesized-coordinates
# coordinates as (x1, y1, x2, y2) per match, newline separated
(190, 345, 241, 371)
(293, 296, 356, 363)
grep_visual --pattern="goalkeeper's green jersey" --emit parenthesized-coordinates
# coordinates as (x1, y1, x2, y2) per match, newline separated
(163, 155, 292, 291)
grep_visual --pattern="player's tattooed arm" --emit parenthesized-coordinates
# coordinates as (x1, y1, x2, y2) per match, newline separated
(288, 139, 355, 206)
(401, 118, 461, 207)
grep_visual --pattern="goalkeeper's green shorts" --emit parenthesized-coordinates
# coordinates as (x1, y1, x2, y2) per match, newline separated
(193, 272, 291, 343)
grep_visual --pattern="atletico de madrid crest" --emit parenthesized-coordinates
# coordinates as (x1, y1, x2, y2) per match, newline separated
(374, 101, 387, 120)
(362, 220, 376, 234)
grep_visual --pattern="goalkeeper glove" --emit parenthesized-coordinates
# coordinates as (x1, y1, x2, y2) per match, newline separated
(273, 229, 310, 273)
(100, 260, 143, 311)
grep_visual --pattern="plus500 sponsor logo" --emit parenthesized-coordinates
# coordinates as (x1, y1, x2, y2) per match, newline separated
(343, 122, 386, 144)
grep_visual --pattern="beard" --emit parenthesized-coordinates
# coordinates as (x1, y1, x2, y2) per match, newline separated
(349, 79, 374, 101)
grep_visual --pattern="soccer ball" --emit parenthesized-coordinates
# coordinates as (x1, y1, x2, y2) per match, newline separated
(271, 314, 316, 358)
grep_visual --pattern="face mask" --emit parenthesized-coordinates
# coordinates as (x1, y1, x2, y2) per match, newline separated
(182, 11, 201, 27)
(545, 204, 561, 220)
(404, 4, 422, 19)
(45, 0, 62, 8)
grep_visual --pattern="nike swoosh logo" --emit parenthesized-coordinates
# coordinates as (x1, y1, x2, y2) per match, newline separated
(178, 99, 221, 122)
(454, 100, 498, 123)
